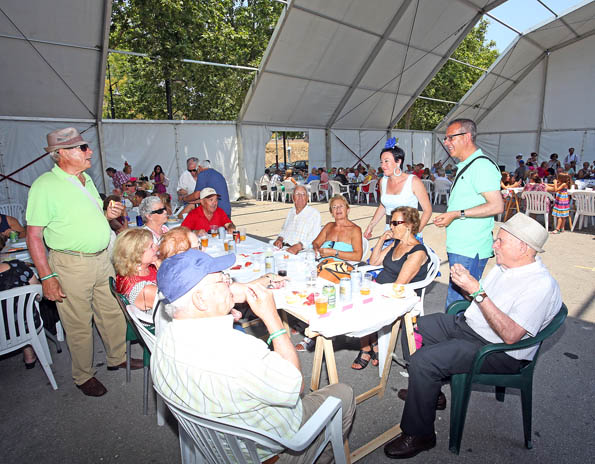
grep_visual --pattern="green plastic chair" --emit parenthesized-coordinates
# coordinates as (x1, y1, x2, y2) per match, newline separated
(108, 276, 152, 415)
(446, 300, 567, 454)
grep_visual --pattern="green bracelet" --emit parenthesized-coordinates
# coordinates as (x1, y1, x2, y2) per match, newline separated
(469, 281, 484, 299)
(267, 328, 288, 346)
(40, 272, 58, 281)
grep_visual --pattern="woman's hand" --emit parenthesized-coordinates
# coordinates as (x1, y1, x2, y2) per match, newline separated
(378, 229, 393, 244)
(364, 224, 374, 239)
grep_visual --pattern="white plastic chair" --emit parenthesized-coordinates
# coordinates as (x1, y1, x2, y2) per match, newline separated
(307, 180, 320, 202)
(318, 182, 330, 202)
(433, 179, 451, 205)
(571, 192, 595, 231)
(521, 191, 554, 231)
(281, 180, 295, 203)
(255, 180, 271, 201)
(154, 384, 346, 464)
(329, 181, 350, 203)
(127, 305, 167, 427)
(0, 284, 58, 390)
(0, 203, 25, 224)
(421, 179, 434, 203)
(358, 179, 378, 204)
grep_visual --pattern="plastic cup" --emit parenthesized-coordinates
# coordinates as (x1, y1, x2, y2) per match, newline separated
(315, 295, 328, 315)
(210, 227, 218, 238)
(239, 227, 246, 241)
(224, 240, 230, 252)
(360, 273, 373, 295)
(200, 236, 209, 248)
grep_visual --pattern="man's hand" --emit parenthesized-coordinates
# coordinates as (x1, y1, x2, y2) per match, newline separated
(106, 201, 125, 220)
(434, 211, 459, 228)
(450, 263, 480, 296)
(42, 278, 67, 303)
(225, 223, 235, 233)
(273, 237, 284, 249)
(286, 243, 301, 255)
(244, 283, 279, 324)
(230, 307, 242, 323)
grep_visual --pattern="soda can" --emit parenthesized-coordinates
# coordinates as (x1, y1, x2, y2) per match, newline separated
(9, 230, 18, 242)
(233, 230, 241, 243)
(339, 278, 351, 303)
(264, 255, 275, 273)
(350, 270, 362, 296)
(322, 285, 336, 309)
(136, 215, 144, 227)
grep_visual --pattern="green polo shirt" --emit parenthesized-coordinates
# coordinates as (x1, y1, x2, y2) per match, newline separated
(26, 165, 111, 253)
(446, 149, 501, 259)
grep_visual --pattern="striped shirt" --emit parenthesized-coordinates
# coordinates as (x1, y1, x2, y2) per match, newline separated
(151, 315, 303, 457)
(278, 205, 321, 247)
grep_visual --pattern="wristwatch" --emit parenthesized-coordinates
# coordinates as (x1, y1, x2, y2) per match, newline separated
(460, 210, 466, 220)
(474, 292, 487, 303)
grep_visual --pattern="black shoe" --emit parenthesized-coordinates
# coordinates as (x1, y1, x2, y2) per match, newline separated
(397, 388, 446, 410)
(107, 358, 143, 370)
(384, 432, 436, 459)
(77, 377, 108, 397)
(25, 359, 37, 370)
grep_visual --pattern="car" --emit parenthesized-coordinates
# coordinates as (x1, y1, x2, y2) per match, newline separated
(267, 162, 291, 172)
(290, 160, 309, 171)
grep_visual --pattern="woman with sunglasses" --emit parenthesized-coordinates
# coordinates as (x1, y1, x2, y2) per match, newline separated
(139, 196, 169, 244)
(352, 206, 429, 370)
(150, 164, 168, 194)
(363, 139, 432, 240)
(113, 229, 159, 321)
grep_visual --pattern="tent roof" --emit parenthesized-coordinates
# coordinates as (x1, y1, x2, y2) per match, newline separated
(435, 0, 595, 133)
(238, 0, 507, 131)
(0, 0, 110, 120)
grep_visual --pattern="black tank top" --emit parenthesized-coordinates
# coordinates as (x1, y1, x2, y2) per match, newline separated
(376, 240, 429, 295)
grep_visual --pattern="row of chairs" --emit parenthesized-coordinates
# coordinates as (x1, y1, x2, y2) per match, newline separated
(421, 179, 451, 205)
(255, 179, 379, 205)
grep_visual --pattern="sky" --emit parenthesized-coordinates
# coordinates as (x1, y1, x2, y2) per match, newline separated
(483, 0, 585, 52)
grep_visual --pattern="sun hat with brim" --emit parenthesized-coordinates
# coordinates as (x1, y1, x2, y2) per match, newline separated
(500, 213, 548, 253)
(157, 249, 236, 304)
(200, 187, 219, 199)
(45, 127, 89, 152)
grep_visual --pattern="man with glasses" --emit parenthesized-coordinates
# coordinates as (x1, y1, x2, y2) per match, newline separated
(181, 187, 234, 235)
(26, 127, 142, 397)
(152, 249, 355, 464)
(434, 119, 504, 309)
(273, 185, 321, 255)
(176, 157, 199, 205)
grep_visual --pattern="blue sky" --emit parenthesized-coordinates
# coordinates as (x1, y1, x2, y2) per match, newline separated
(484, 0, 585, 51)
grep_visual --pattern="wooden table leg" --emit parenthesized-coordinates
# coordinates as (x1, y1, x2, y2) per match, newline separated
(350, 424, 402, 462)
(310, 336, 324, 391)
(322, 337, 339, 385)
(403, 313, 417, 356)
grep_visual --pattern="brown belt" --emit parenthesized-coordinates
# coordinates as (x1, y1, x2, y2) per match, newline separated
(51, 248, 107, 257)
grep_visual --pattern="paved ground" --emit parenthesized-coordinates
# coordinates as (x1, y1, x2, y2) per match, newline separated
(1, 198, 594, 463)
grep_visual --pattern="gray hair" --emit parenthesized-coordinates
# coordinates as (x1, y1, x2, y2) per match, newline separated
(162, 281, 202, 318)
(448, 118, 477, 143)
(50, 150, 60, 163)
(187, 157, 198, 166)
(199, 159, 211, 169)
(139, 196, 163, 221)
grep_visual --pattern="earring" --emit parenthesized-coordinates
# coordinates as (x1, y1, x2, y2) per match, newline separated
(393, 167, 402, 177)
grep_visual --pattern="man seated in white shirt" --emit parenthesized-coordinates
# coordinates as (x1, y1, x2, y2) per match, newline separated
(176, 157, 199, 205)
(384, 213, 562, 459)
(152, 249, 355, 464)
(273, 185, 321, 255)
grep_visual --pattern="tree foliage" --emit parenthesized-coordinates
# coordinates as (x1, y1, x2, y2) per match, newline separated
(105, 0, 283, 120)
(396, 19, 499, 130)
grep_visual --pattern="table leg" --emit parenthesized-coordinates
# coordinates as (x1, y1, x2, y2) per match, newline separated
(310, 336, 324, 391)
(403, 313, 417, 356)
(350, 424, 402, 463)
(322, 337, 339, 385)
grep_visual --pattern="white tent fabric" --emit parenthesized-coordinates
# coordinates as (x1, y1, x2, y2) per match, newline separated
(436, 1, 595, 170)
(239, 0, 506, 130)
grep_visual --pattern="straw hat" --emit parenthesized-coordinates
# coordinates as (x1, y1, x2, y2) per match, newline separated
(45, 127, 89, 152)
(500, 213, 548, 253)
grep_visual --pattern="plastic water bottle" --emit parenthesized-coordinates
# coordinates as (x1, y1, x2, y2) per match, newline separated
(304, 245, 317, 284)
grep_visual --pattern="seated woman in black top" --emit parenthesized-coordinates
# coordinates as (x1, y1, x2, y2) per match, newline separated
(351, 206, 429, 370)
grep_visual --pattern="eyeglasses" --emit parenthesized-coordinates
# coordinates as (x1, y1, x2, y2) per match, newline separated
(215, 272, 232, 285)
(390, 220, 406, 226)
(150, 207, 167, 215)
(443, 132, 467, 142)
(188, 169, 197, 173)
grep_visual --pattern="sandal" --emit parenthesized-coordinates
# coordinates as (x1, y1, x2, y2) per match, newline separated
(371, 342, 379, 367)
(352, 349, 373, 370)
(295, 337, 315, 352)
(550, 229, 561, 234)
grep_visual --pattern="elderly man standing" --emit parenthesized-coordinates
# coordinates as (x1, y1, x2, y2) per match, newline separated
(384, 214, 561, 459)
(183, 159, 231, 217)
(434, 118, 503, 309)
(181, 187, 234, 235)
(273, 185, 321, 255)
(152, 249, 355, 463)
(176, 157, 199, 205)
(26, 127, 141, 397)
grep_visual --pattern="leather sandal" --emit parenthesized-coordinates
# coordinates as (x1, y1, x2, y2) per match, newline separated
(371, 342, 379, 367)
(352, 349, 373, 370)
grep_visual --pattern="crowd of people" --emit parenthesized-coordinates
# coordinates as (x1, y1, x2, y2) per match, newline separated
(1, 119, 570, 461)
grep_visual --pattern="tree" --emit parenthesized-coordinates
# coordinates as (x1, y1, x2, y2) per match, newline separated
(104, 0, 283, 120)
(396, 19, 499, 131)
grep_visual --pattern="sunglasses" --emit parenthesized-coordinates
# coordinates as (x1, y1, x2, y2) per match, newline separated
(188, 168, 197, 173)
(68, 144, 89, 152)
(390, 220, 406, 226)
(150, 207, 167, 215)
(443, 132, 467, 142)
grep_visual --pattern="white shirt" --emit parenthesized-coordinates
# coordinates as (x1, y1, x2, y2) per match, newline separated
(464, 257, 561, 360)
(278, 205, 321, 247)
(564, 152, 580, 165)
(177, 170, 197, 193)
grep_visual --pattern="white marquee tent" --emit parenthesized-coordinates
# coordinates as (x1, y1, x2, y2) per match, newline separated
(0, 0, 593, 209)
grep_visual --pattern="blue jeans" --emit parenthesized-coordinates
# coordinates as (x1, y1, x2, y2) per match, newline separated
(445, 252, 489, 311)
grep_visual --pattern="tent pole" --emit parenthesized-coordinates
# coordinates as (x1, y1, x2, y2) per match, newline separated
(536, 53, 549, 157)
(236, 123, 246, 198)
(325, 129, 332, 171)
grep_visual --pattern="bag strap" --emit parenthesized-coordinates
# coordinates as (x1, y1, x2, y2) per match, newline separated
(450, 155, 500, 194)
(56, 171, 103, 214)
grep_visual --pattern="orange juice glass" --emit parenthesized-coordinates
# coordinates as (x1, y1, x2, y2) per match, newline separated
(315, 295, 328, 315)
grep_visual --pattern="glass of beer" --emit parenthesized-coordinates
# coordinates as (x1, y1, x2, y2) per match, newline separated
(200, 235, 209, 248)
(315, 294, 328, 315)
(223, 240, 229, 252)
(360, 273, 373, 295)
(210, 227, 218, 238)
(239, 227, 247, 241)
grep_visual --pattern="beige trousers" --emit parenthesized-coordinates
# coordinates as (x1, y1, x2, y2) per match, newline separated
(49, 249, 126, 385)
(278, 383, 356, 464)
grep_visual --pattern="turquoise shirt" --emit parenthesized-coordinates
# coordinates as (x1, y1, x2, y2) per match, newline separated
(446, 149, 501, 259)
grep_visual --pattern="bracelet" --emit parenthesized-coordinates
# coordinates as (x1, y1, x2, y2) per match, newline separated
(469, 280, 484, 299)
(267, 328, 287, 345)
(40, 272, 58, 281)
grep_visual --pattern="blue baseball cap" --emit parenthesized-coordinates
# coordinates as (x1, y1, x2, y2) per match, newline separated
(157, 249, 236, 304)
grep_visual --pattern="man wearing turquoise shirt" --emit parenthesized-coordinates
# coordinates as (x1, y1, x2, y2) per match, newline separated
(434, 119, 504, 309)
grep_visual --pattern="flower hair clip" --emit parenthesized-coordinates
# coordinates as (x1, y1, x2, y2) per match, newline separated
(384, 137, 397, 149)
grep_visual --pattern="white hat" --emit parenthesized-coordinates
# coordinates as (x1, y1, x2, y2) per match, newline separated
(200, 187, 218, 199)
(500, 213, 548, 253)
